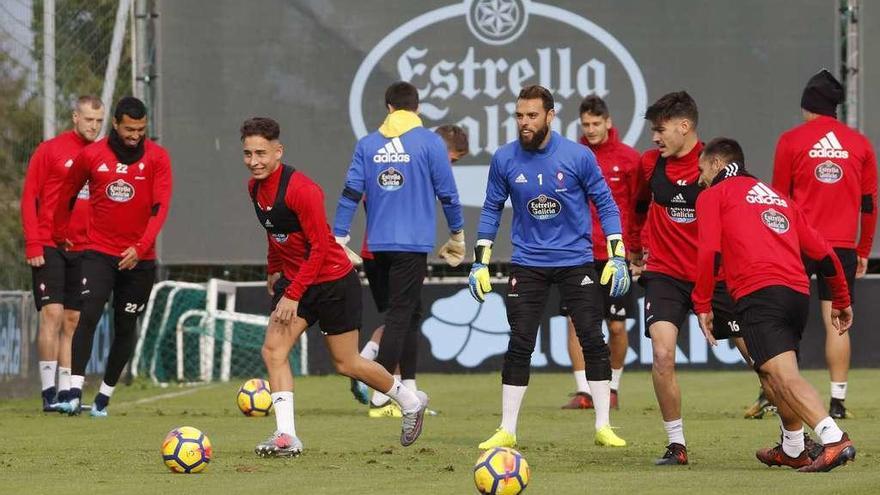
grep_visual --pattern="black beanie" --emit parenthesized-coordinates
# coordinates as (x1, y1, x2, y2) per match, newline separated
(800, 69, 844, 117)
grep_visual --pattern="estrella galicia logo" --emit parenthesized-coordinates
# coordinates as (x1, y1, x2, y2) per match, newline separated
(105, 179, 135, 203)
(761, 208, 790, 234)
(814, 160, 843, 184)
(378, 167, 405, 191)
(349, 0, 647, 208)
(666, 207, 696, 224)
(271, 233, 289, 243)
(527, 194, 561, 220)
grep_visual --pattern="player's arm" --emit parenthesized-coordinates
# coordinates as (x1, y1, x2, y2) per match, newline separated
(692, 191, 722, 345)
(122, 149, 173, 269)
(771, 134, 794, 198)
(428, 137, 466, 266)
(332, 143, 366, 239)
(283, 181, 332, 304)
(631, 154, 651, 260)
(469, 155, 508, 302)
(625, 151, 646, 259)
(21, 144, 48, 263)
(52, 149, 90, 249)
(796, 206, 852, 331)
(855, 143, 878, 275)
(582, 152, 630, 296)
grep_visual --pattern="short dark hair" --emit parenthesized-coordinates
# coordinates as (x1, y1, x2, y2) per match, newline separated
(240, 117, 281, 141)
(385, 81, 419, 111)
(435, 124, 468, 154)
(113, 96, 147, 121)
(579, 95, 609, 118)
(75, 95, 103, 111)
(702, 137, 744, 165)
(517, 85, 554, 112)
(645, 91, 698, 127)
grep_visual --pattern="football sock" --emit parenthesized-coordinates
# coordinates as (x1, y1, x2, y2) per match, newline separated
(814, 416, 844, 445)
(70, 375, 85, 400)
(610, 368, 623, 391)
(58, 367, 71, 392)
(663, 418, 685, 446)
(272, 391, 296, 436)
(371, 390, 390, 407)
(360, 340, 379, 361)
(402, 379, 417, 392)
(781, 425, 805, 457)
(501, 385, 527, 436)
(94, 382, 115, 410)
(830, 382, 847, 400)
(573, 370, 590, 394)
(39, 361, 57, 391)
(589, 380, 611, 430)
(385, 379, 419, 413)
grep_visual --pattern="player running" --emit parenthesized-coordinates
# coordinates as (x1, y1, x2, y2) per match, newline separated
(693, 137, 856, 472)
(21, 95, 104, 411)
(560, 96, 643, 411)
(242, 117, 428, 457)
(472, 85, 629, 450)
(53, 96, 171, 417)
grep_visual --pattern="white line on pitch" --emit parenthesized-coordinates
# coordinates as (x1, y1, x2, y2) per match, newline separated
(116, 384, 221, 408)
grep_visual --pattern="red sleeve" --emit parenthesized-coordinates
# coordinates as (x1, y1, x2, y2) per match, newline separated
(21, 143, 48, 258)
(284, 180, 331, 301)
(771, 134, 794, 198)
(796, 207, 851, 309)
(692, 191, 721, 314)
(626, 151, 647, 253)
(134, 149, 173, 258)
(856, 142, 878, 258)
(52, 149, 90, 245)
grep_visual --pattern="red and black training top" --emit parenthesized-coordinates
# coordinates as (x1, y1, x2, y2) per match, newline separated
(249, 164, 353, 301)
(53, 138, 173, 260)
(772, 115, 878, 257)
(21, 130, 91, 257)
(693, 168, 850, 313)
(580, 127, 644, 260)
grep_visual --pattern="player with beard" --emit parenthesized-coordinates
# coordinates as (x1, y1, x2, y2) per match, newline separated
(472, 85, 629, 450)
(52, 97, 171, 416)
(22, 95, 104, 411)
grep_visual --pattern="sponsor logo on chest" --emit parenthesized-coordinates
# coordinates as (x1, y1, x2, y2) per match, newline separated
(761, 208, 790, 234)
(271, 233, 289, 243)
(105, 179, 135, 202)
(378, 167, 405, 191)
(527, 194, 561, 220)
(814, 160, 843, 184)
(665, 206, 695, 223)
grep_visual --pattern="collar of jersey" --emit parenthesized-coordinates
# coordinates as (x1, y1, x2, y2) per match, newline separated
(379, 110, 422, 138)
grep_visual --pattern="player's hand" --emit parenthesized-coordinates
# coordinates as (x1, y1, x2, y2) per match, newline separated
(627, 251, 645, 279)
(438, 230, 466, 267)
(468, 263, 492, 303)
(26, 255, 45, 267)
(118, 247, 139, 270)
(601, 234, 630, 297)
(334, 235, 363, 266)
(698, 311, 717, 346)
(272, 296, 299, 326)
(267, 272, 282, 296)
(831, 305, 854, 335)
(856, 256, 868, 278)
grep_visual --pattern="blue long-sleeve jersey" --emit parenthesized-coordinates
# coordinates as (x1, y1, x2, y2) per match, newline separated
(477, 131, 622, 267)
(334, 127, 463, 253)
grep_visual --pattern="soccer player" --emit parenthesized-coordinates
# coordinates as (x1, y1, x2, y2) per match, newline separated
(242, 117, 428, 457)
(560, 96, 642, 411)
(334, 82, 465, 417)
(52, 96, 171, 417)
(693, 137, 856, 472)
(352, 124, 469, 412)
(634, 91, 743, 465)
(471, 85, 629, 450)
(771, 69, 877, 420)
(21, 95, 104, 411)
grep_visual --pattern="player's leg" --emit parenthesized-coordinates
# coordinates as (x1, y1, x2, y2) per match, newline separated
(818, 248, 855, 419)
(57, 249, 84, 404)
(398, 305, 421, 392)
(607, 319, 626, 409)
(32, 247, 67, 410)
(753, 371, 812, 468)
(352, 257, 387, 404)
(561, 317, 592, 409)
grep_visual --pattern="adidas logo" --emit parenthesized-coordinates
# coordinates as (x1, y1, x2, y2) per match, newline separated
(97, 163, 109, 172)
(809, 131, 849, 159)
(515, 173, 528, 184)
(670, 193, 686, 204)
(264, 218, 274, 228)
(746, 182, 787, 207)
(580, 275, 593, 286)
(373, 137, 411, 163)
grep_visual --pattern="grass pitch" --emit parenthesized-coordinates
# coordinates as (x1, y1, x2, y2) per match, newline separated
(1, 369, 879, 494)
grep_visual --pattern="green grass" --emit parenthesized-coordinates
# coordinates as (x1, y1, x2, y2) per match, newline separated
(1, 370, 879, 494)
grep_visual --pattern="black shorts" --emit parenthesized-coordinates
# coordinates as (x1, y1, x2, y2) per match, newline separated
(79, 250, 156, 315)
(735, 286, 810, 370)
(362, 258, 390, 313)
(272, 269, 362, 335)
(31, 246, 84, 311)
(559, 260, 633, 321)
(640, 271, 740, 340)
(804, 247, 857, 303)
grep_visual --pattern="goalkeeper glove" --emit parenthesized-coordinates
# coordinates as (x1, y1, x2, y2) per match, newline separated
(600, 234, 630, 297)
(438, 230, 466, 267)
(468, 239, 493, 303)
(334, 235, 363, 266)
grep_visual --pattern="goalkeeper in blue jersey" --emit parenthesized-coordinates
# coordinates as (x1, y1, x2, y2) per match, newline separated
(470, 85, 630, 450)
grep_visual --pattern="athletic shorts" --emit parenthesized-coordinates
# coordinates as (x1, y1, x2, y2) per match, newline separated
(362, 258, 390, 313)
(79, 250, 156, 315)
(272, 269, 362, 335)
(803, 247, 857, 303)
(559, 259, 633, 321)
(640, 271, 740, 339)
(31, 246, 84, 311)
(735, 285, 810, 370)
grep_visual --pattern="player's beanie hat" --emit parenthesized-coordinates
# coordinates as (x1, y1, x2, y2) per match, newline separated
(800, 69, 844, 117)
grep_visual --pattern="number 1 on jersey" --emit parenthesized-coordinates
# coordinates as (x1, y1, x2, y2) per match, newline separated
(537, 173, 543, 186)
